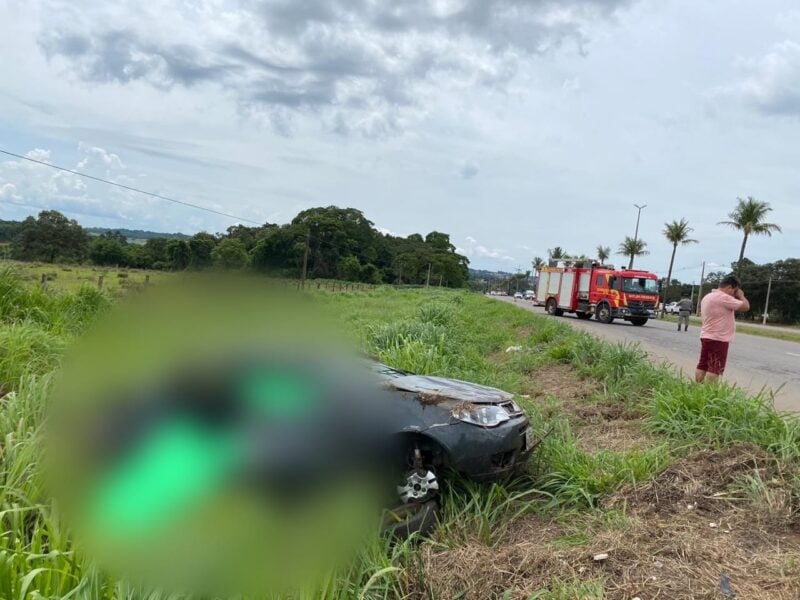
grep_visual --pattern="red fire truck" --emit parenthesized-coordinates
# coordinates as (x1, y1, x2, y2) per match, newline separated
(536, 263, 660, 326)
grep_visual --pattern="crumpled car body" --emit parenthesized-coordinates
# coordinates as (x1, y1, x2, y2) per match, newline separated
(371, 363, 534, 481)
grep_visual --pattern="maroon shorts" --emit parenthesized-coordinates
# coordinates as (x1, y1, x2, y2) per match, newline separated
(697, 338, 729, 375)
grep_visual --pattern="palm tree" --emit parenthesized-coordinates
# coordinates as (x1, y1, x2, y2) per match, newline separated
(718, 197, 781, 272)
(548, 247, 566, 260)
(596, 245, 611, 264)
(532, 255, 544, 273)
(617, 236, 648, 269)
(662, 219, 698, 300)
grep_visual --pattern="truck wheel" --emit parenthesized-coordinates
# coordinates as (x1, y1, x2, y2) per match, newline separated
(596, 303, 614, 324)
(546, 298, 558, 316)
(630, 317, 648, 326)
(576, 312, 592, 320)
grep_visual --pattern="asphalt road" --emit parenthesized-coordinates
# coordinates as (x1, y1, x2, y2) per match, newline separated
(496, 296, 800, 413)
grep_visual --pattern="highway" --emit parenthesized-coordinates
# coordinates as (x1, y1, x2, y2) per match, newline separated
(496, 296, 800, 413)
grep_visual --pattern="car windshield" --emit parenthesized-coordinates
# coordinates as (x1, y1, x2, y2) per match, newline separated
(622, 277, 658, 294)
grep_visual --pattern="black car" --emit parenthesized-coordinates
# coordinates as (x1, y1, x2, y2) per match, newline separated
(370, 361, 534, 536)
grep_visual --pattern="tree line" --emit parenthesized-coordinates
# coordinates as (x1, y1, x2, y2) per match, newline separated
(0, 207, 470, 287)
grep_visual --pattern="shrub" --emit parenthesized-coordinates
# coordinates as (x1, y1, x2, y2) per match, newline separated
(0, 322, 64, 393)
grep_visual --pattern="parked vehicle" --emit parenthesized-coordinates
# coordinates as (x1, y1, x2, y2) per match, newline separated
(536, 264, 660, 326)
(664, 301, 680, 315)
(513, 292, 524, 299)
(522, 290, 535, 299)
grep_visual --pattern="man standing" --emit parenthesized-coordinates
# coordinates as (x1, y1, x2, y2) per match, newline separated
(677, 292, 693, 331)
(695, 275, 750, 383)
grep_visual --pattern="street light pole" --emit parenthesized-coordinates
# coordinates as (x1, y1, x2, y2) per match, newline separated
(632, 203, 647, 245)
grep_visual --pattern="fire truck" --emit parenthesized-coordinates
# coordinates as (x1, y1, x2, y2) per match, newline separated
(536, 263, 660, 326)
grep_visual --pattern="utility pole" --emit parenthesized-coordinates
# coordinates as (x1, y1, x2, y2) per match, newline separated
(696, 261, 705, 316)
(762, 273, 773, 325)
(425, 263, 432, 288)
(300, 230, 310, 289)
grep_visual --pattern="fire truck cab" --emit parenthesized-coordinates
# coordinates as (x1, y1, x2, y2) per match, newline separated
(536, 264, 660, 326)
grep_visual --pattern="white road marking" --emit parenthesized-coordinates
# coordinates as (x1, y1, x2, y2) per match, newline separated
(787, 352, 800, 358)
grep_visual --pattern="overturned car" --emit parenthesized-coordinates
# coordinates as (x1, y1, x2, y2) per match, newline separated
(373, 362, 534, 536)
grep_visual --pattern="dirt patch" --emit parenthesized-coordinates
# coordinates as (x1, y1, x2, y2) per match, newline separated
(609, 443, 780, 516)
(528, 364, 596, 404)
(418, 445, 800, 599)
(576, 419, 653, 454)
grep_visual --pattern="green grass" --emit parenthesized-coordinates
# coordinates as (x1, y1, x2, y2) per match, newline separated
(2, 259, 171, 293)
(1, 280, 799, 598)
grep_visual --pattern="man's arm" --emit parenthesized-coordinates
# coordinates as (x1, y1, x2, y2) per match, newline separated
(734, 288, 750, 312)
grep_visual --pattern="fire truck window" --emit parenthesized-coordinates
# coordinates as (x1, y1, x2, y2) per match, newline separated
(595, 275, 605, 287)
(622, 278, 658, 293)
(608, 276, 618, 289)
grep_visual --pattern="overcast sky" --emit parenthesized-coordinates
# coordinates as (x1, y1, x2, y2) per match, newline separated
(1, 0, 798, 280)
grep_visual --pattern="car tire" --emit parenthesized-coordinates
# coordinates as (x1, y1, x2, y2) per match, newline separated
(596, 302, 614, 324)
(382, 500, 439, 540)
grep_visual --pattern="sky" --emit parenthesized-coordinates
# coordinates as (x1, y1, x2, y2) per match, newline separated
(0, 0, 798, 282)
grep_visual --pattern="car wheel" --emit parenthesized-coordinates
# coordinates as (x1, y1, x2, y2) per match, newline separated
(382, 499, 439, 540)
(596, 303, 614, 324)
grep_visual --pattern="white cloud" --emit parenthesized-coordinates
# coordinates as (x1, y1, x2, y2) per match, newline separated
(32, 0, 631, 137)
(459, 236, 516, 263)
(458, 159, 479, 180)
(715, 40, 800, 117)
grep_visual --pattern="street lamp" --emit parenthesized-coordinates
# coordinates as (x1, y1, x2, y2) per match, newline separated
(632, 203, 647, 244)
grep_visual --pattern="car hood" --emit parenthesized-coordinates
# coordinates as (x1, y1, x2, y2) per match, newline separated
(385, 375, 514, 404)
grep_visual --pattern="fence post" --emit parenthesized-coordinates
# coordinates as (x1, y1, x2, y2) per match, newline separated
(97, 275, 104, 290)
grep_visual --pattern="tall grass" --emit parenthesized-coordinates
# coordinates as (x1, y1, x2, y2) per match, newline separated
(3, 280, 800, 598)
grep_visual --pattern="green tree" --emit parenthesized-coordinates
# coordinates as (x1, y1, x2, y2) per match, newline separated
(89, 237, 127, 266)
(360, 263, 382, 284)
(212, 238, 249, 269)
(165, 239, 191, 270)
(12, 210, 89, 263)
(718, 196, 782, 273)
(617, 236, 649, 269)
(124, 244, 153, 269)
(188, 232, 217, 269)
(596, 245, 611, 264)
(662, 219, 698, 301)
(338, 255, 362, 281)
(548, 247, 566, 260)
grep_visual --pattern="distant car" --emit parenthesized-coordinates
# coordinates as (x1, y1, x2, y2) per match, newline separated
(522, 290, 535, 300)
(513, 292, 524, 299)
(664, 301, 680, 315)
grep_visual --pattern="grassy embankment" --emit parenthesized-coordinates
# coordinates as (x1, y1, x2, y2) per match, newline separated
(2, 267, 800, 598)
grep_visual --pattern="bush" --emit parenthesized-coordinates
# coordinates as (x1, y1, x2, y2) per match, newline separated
(0, 322, 64, 393)
(417, 302, 454, 326)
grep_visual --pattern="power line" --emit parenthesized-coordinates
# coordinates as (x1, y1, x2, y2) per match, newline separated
(0, 148, 261, 225)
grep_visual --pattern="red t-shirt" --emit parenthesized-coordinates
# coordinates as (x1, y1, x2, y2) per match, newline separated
(699, 289, 744, 342)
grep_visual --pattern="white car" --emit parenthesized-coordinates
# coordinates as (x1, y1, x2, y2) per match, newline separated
(664, 302, 680, 315)
(513, 292, 524, 299)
